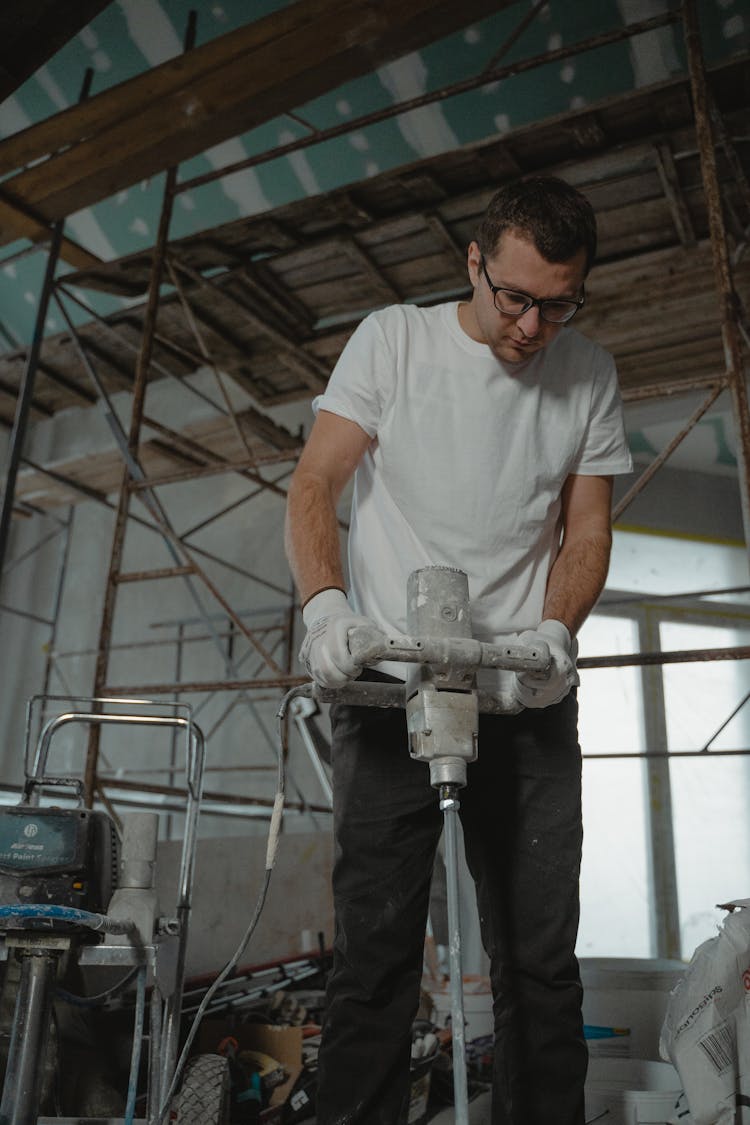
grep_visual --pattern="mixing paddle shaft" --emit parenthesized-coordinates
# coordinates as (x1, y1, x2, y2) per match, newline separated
(440, 781, 469, 1120)
(403, 567, 478, 1124)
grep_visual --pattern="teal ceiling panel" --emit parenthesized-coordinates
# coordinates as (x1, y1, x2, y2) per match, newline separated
(0, 0, 746, 351)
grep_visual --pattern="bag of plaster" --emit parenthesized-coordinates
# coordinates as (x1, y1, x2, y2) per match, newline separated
(660, 898, 750, 1125)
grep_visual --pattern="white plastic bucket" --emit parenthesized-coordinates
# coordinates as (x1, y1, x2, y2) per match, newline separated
(580, 957, 686, 1060)
(430, 974, 493, 1043)
(585, 1057, 683, 1125)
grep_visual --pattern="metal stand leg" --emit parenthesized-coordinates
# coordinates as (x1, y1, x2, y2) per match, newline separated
(148, 985, 164, 1121)
(0, 949, 60, 1125)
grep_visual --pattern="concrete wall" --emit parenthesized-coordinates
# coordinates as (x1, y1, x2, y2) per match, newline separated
(620, 394, 746, 544)
(614, 462, 744, 543)
(155, 830, 335, 978)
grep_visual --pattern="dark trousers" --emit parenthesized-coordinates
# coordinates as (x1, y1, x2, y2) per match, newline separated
(316, 690, 586, 1125)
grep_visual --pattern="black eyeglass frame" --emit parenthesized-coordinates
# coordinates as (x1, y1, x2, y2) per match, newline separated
(480, 258, 585, 325)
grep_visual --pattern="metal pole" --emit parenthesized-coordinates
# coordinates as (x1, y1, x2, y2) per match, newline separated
(53, 296, 291, 671)
(621, 374, 724, 402)
(148, 985, 164, 1119)
(0, 221, 64, 579)
(161, 716, 204, 1090)
(638, 613, 681, 959)
(683, 0, 750, 567)
(38, 507, 75, 702)
(0, 949, 61, 1125)
(441, 786, 469, 1124)
(166, 621, 185, 841)
(612, 383, 727, 522)
(0, 67, 93, 584)
(166, 258, 258, 464)
(85, 20, 195, 805)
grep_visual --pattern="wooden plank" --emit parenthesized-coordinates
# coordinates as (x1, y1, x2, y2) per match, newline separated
(241, 264, 315, 335)
(14, 406, 301, 509)
(0, 1, 339, 177)
(0, 50, 743, 430)
(617, 338, 721, 377)
(342, 238, 401, 302)
(55, 56, 744, 298)
(0, 368, 55, 418)
(0, 190, 102, 269)
(0, 0, 513, 244)
(391, 254, 468, 291)
(169, 256, 328, 392)
(36, 361, 97, 406)
(618, 351, 723, 390)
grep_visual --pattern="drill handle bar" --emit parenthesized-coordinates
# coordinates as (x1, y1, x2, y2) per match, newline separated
(304, 625, 552, 714)
(312, 680, 524, 715)
(346, 624, 551, 676)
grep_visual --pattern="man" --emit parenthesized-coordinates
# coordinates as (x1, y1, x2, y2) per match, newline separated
(284, 176, 633, 1124)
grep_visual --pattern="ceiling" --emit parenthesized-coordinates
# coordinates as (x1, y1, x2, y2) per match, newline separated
(0, 0, 749, 514)
(0, 1, 114, 105)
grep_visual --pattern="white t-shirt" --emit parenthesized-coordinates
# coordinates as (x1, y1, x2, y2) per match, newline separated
(314, 301, 632, 656)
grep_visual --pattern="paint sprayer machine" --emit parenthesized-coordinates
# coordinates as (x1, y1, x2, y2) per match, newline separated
(284, 565, 552, 1124)
(0, 700, 211, 1125)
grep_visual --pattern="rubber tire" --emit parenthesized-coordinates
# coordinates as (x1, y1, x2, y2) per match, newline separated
(172, 1053, 231, 1124)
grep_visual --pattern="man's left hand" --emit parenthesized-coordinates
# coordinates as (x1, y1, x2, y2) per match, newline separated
(512, 619, 579, 709)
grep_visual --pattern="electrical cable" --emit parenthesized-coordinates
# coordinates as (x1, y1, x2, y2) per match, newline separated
(155, 688, 296, 1123)
(55, 965, 140, 1008)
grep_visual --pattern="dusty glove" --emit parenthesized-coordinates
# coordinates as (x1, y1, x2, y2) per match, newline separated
(300, 589, 373, 688)
(512, 619, 579, 709)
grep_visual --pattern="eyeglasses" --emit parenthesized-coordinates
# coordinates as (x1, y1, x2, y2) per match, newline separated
(480, 259, 585, 325)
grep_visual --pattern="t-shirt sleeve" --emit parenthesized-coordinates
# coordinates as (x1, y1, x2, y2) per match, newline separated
(311, 310, 393, 437)
(571, 350, 633, 476)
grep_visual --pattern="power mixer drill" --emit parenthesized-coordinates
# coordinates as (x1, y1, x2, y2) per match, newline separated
(304, 564, 552, 1123)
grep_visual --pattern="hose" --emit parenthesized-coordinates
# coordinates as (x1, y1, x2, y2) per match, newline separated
(155, 692, 290, 1124)
(0, 904, 137, 935)
(55, 965, 140, 1008)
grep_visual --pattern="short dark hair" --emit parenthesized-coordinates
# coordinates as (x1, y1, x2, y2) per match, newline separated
(476, 176, 598, 275)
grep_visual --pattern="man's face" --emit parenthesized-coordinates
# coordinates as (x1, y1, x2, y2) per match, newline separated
(464, 229, 587, 368)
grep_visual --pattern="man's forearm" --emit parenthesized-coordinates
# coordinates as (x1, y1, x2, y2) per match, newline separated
(542, 529, 612, 637)
(285, 471, 346, 606)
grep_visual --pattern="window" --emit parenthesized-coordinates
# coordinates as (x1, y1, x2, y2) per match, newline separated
(661, 617, 750, 958)
(577, 614, 650, 956)
(575, 530, 750, 960)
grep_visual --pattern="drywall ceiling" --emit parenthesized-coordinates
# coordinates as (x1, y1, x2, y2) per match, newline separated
(0, 0, 749, 505)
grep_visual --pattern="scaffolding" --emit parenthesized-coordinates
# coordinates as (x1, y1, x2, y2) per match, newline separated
(0, 0, 748, 959)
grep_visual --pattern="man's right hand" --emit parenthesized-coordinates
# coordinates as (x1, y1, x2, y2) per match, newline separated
(300, 589, 374, 688)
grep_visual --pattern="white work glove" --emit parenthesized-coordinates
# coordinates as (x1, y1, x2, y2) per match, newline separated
(299, 589, 373, 688)
(512, 619, 579, 709)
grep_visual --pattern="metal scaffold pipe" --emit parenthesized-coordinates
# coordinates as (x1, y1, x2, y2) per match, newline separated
(683, 0, 750, 567)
